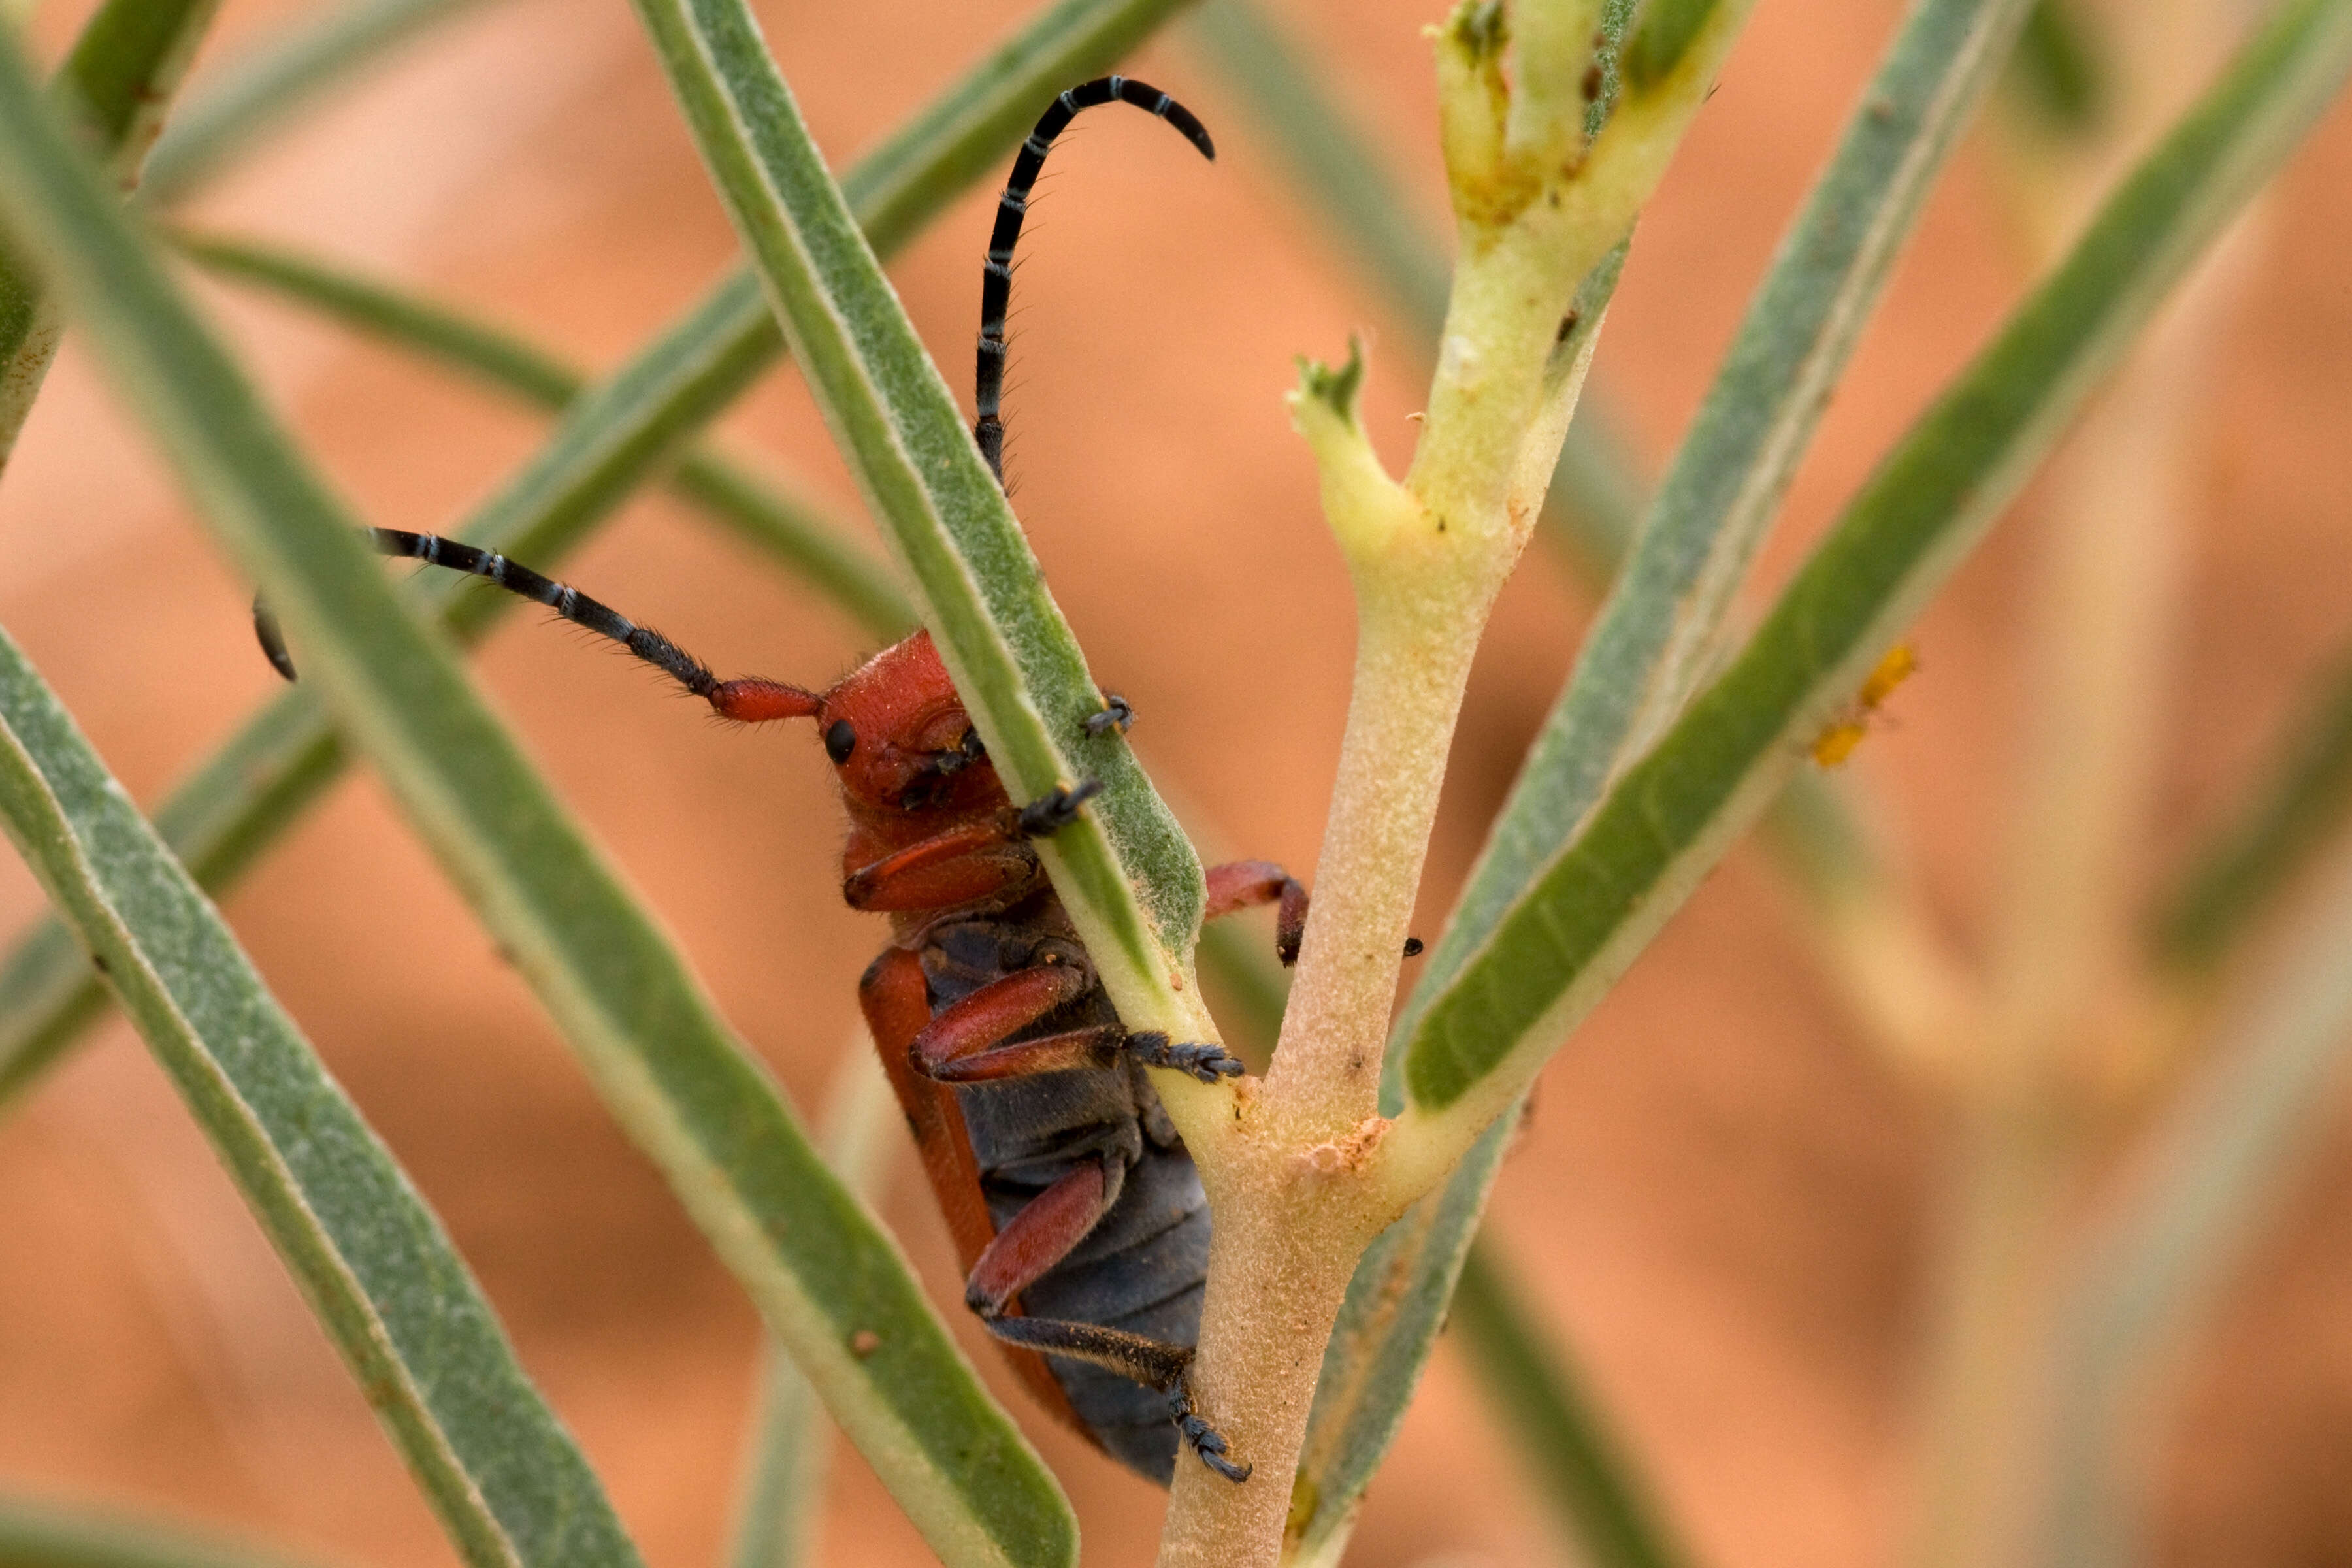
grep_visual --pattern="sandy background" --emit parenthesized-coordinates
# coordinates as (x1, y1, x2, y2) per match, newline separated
(1, 0, 2349, 1563)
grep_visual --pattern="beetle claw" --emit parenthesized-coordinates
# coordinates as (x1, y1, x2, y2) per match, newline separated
(1014, 779, 1103, 838)
(1126, 1031, 1245, 1083)
(1084, 693, 1135, 738)
(1167, 1382, 1250, 1482)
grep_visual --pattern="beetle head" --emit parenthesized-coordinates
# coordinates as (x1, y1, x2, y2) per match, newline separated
(817, 631, 1003, 815)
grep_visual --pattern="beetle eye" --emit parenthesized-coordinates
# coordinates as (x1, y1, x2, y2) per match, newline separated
(824, 719, 857, 764)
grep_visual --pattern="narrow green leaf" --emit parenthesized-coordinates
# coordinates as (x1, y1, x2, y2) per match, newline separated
(0, 0, 1200, 1117)
(174, 228, 581, 403)
(2149, 644, 2352, 972)
(2003, 0, 2107, 137)
(171, 229, 916, 639)
(54, 0, 222, 176)
(0, 27, 1070, 1568)
(0, 689, 340, 1109)
(629, 0, 1203, 1029)
(1399, 0, 2352, 1127)
(0, 630, 642, 1568)
(0, 0, 221, 465)
(0, 272, 776, 1117)
(728, 1348, 834, 1568)
(139, 0, 501, 206)
(0, 1493, 329, 1568)
(1450, 1244, 1690, 1568)
(725, 1049, 901, 1568)
(2036, 841, 2352, 1568)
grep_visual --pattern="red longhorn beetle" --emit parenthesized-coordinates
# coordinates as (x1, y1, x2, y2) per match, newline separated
(256, 78, 1330, 1484)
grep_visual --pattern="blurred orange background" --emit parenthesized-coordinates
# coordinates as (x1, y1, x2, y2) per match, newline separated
(1, 1, 2349, 1563)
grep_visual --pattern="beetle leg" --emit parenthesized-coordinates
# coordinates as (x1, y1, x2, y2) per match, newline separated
(984, 1317, 1251, 1484)
(844, 821, 1036, 911)
(845, 780, 1102, 910)
(1203, 860, 1310, 965)
(907, 962, 1239, 1083)
(1123, 1031, 1244, 1083)
(1203, 860, 1422, 962)
(927, 1026, 1127, 1082)
(1083, 693, 1135, 738)
(1167, 1375, 1252, 1483)
(907, 963, 1115, 1079)
(846, 776, 1113, 910)
(964, 1159, 1119, 1316)
(1015, 780, 1103, 838)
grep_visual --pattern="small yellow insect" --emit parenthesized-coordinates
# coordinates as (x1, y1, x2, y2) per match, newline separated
(1810, 642, 1919, 767)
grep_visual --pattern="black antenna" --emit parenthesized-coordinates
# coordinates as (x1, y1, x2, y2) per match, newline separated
(254, 529, 819, 723)
(975, 76, 1213, 483)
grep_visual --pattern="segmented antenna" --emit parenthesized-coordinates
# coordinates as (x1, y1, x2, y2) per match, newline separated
(975, 76, 1214, 483)
(253, 529, 820, 723)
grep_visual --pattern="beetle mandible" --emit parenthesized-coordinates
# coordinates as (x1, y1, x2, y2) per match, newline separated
(255, 76, 1308, 1484)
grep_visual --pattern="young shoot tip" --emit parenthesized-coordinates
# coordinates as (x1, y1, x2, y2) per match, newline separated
(1294, 334, 1367, 426)
(1445, 0, 1509, 60)
(1288, 336, 1422, 566)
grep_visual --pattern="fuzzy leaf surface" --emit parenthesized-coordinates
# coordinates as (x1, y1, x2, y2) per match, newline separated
(0, 626, 640, 1568)
(630, 0, 1205, 1027)
(0, 28, 1071, 1568)
(0, 0, 1194, 1114)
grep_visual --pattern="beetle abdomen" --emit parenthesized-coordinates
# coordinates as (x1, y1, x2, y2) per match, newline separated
(1013, 1148, 1211, 1482)
(924, 913, 1217, 1484)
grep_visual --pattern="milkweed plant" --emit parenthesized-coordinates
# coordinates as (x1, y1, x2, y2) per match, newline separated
(0, 0, 2348, 1565)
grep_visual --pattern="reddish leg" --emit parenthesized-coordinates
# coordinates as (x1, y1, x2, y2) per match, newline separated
(1203, 860, 1422, 964)
(1204, 860, 1309, 965)
(844, 821, 1036, 911)
(908, 964, 1119, 1081)
(846, 783, 1103, 912)
(964, 1160, 1115, 1316)
(906, 964, 1239, 1083)
(964, 1161, 1254, 1478)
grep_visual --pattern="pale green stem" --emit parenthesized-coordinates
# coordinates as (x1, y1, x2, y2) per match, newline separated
(1158, 8, 1756, 1564)
(1911, 11, 2253, 1560)
(1267, 0, 1752, 1147)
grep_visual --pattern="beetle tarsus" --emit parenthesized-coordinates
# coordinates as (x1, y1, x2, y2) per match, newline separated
(1084, 693, 1135, 738)
(1015, 779, 1102, 838)
(1126, 1031, 1243, 1083)
(1203, 860, 1310, 965)
(1168, 1381, 1250, 1483)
